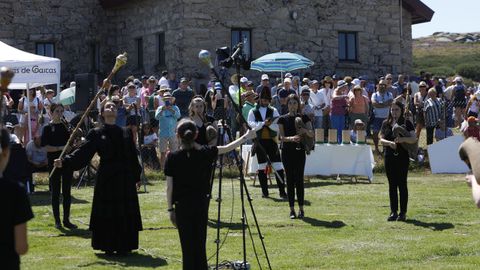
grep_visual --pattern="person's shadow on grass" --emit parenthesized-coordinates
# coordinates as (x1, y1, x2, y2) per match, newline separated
(55, 226, 91, 239)
(94, 252, 168, 268)
(301, 217, 346, 228)
(405, 219, 454, 231)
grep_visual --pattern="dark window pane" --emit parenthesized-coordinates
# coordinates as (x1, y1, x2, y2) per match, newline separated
(231, 29, 252, 60)
(347, 33, 356, 60)
(36, 44, 45, 56)
(231, 30, 240, 49)
(338, 33, 346, 60)
(45, 44, 54, 57)
(136, 38, 143, 69)
(158, 33, 165, 66)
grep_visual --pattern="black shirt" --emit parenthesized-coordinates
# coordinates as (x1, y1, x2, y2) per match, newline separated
(164, 146, 218, 203)
(0, 179, 34, 270)
(278, 114, 310, 151)
(195, 115, 216, 146)
(380, 119, 414, 157)
(41, 122, 70, 160)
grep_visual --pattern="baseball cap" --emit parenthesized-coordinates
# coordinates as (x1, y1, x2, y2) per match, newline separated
(337, 80, 347, 88)
(240, 77, 248, 83)
(261, 74, 269, 80)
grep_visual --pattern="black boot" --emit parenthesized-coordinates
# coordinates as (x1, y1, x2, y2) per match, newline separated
(258, 170, 269, 197)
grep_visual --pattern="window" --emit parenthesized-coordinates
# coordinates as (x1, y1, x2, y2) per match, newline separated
(89, 43, 100, 72)
(231, 29, 252, 60)
(136, 38, 143, 69)
(36, 42, 55, 57)
(158, 33, 165, 67)
(338, 32, 357, 62)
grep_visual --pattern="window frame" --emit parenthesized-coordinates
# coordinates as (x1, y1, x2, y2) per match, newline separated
(231, 28, 252, 61)
(35, 42, 56, 57)
(338, 32, 358, 62)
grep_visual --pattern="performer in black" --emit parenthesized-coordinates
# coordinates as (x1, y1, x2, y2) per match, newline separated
(165, 119, 255, 270)
(278, 94, 313, 219)
(380, 101, 417, 221)
(41, 103, 76, 229)
(247, 86, 287, 198)
(54, 101, 142, 255)
(0, 127, 34, 270)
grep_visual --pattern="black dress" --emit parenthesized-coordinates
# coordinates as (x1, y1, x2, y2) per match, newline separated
(62, 124, 142, 252)
(194, 115, 216, 146)
(165, 146, 218, 270)
(381, 119, 414, 215)
(0, 179, 34, 270)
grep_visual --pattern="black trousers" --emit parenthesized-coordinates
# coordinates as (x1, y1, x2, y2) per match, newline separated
(282, 147, 306, 207)
(175, 199, 209, 270)
(48, 156, 73, 222)
(426, 126, 435, 145)
(384, 153, 409, 214)
(256, 139, 285, 196)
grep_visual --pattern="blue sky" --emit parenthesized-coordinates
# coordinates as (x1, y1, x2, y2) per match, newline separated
(412, 0, 479, 38)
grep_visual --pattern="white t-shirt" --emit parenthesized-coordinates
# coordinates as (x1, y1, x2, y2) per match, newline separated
(371, 91, 393, 118)
(319, 87, 333, 107)
(144, 133, 158, 145)
(158, 76, 169, 89)
(26, 140, 47, 164)
(309, 89, 327, 117)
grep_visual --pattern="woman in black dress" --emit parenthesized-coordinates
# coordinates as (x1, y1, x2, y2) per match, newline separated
(54, 101, 142, 255)
(278, 94, 314, 219)
(380, 101, 417, 221)
(165, 119, 255, 270)
(41, 103, 76, 229)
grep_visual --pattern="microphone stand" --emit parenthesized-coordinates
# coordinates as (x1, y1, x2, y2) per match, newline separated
(200, 49, 272, 270)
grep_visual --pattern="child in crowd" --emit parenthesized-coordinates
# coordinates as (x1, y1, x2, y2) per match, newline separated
(464, 116, 480, 140)
(435, 120, 453, 142)
(350, 119, 365, 144)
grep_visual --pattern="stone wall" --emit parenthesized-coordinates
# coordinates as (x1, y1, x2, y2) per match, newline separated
(0, 0, 417, 85)
(0, 0, 105, 84)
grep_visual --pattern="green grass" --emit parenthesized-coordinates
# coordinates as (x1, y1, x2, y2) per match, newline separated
(413, 41, 480, 80)
(22, 169, 480, 269)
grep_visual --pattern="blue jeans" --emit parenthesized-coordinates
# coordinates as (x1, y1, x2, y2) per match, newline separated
(330, 114, 345, 143)
(314, 116, 323, 129)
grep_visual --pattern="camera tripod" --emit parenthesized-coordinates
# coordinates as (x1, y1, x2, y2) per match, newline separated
(209, 119, 272, 270)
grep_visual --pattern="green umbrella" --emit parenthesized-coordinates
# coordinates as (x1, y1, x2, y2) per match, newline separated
(56, 86, 75, 105)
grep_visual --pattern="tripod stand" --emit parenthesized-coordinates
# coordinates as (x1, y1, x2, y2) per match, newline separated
(210, 121, 272, 270)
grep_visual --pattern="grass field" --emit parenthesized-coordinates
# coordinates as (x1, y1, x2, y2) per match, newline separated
(22, 168, 480, 270)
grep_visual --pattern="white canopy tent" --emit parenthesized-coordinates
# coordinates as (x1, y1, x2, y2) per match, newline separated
(0, 41, 61, 141)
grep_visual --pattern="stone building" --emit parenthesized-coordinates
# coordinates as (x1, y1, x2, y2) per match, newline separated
(0, 0, 433, 85)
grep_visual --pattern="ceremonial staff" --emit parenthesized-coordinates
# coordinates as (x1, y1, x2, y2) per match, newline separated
(49, 53, 128, 178)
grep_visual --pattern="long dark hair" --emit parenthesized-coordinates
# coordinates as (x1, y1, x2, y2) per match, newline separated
(177, 119, 197, 149)
(386, 101, 405, 126)
(286, 94, 301, 115)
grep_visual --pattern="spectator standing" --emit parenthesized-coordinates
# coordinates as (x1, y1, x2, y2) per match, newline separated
(26, 135, 48, 172)
(172, 77, 194, 119)
(348, 85, 370, 129)
(330, 80, 349, 143)
(155, 92, 181, 170)
(424, 88, 442, 145)
(189, 96, 217, 146)
(452, 76, 467, 128)
(309, 80, 327, 129)
(371, 80, 394, 154)
(158, 70, 169, 89)
(18, 88, 43, 144)
(320, 76, 334, 133)
(123, 82, 141, 144)
(300, 86, 314, 122)
(140, 123, 160, 170)
(414, 81, 429, 141)
(41, 104, 76, 229)
(168, 71, 179, 91)
(256, 74, 270, 94)
(385, 74, 398, 98)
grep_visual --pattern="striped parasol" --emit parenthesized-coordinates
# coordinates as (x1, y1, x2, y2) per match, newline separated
(250, 52, 314, 72)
